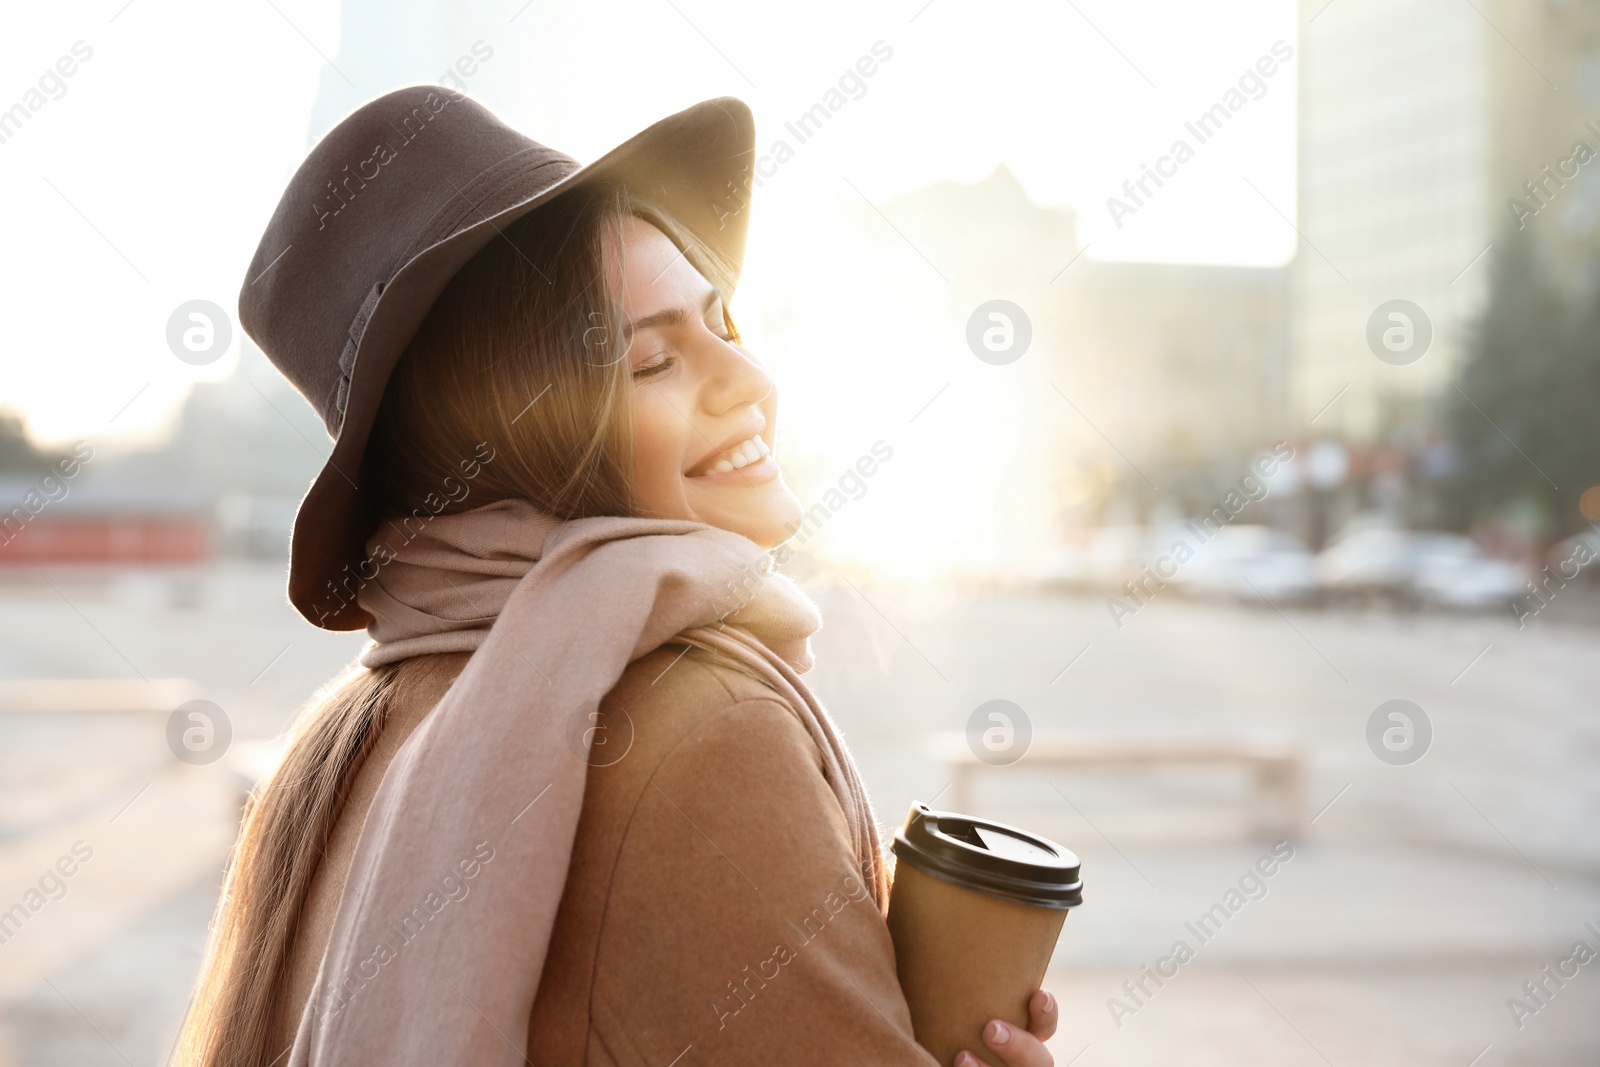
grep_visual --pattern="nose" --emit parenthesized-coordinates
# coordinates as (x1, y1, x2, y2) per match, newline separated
(696, 329, 774, 417)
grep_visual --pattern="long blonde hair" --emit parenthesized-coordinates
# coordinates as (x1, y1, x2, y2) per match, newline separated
(170, 184, 738, 1067)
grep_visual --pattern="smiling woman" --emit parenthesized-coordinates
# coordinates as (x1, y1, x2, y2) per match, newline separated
(170, 87, 1058, 1067)
(364, 183, 803, 552)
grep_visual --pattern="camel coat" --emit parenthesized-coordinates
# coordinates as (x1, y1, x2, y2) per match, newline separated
(272, 642, 936, 1065)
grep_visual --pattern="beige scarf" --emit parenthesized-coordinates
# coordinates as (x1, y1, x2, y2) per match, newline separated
(286, 498, 888, 1066)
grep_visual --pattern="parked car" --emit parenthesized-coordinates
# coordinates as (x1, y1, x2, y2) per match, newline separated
(1318, 516, 1524, 610)
(1178, 524, 1320, 604)
(1409, 533, 1524, 609)
(1547, 529, 1600, 585)
(1034, 526, 1149, 591)
(1316, 518, 1415, 602)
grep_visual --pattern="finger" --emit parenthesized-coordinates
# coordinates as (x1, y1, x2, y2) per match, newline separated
(953, 1019, 1054, 1067)
(1028, 988, 1059, 1042)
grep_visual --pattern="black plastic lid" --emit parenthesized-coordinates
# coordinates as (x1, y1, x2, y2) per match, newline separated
(892, 802, 1083, 910)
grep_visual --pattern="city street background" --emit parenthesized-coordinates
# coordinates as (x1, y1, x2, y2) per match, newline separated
(3, 0, 1599, 1063)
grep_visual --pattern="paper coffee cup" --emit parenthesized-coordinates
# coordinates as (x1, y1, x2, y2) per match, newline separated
(886, 803, 1082, 1067)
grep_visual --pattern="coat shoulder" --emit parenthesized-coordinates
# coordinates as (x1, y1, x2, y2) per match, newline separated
(589, 642, 828, 809)
(598, 642, 795, 747)
(577, 640, 824, 859)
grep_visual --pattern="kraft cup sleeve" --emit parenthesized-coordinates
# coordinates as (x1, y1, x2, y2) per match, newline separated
(886, 863, 1067, 1067)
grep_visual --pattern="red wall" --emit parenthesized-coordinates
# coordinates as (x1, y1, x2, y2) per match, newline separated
(0, 518, 210, 564)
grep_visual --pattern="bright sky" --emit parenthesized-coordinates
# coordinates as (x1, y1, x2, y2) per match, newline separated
(0, 0, 1296, 452)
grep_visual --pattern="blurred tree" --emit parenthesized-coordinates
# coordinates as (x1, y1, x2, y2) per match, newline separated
(0, 409, 44, 471)
(1445, 224, 1600, 536)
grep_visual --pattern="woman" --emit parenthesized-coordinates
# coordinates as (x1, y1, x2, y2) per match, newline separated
(171, 87, 1059, 1067)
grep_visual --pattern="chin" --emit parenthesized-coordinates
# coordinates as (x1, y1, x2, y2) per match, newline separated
(692, 482, 803, 550)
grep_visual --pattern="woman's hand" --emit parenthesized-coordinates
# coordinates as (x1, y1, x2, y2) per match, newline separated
(953, 989, 1058, 1067)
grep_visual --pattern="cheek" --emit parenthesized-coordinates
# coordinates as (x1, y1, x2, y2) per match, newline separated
(630, 392, 689, 514)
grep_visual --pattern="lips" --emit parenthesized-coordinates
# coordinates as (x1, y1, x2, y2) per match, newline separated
(685, 419, 770, 477)
(684, 415, 764, 479)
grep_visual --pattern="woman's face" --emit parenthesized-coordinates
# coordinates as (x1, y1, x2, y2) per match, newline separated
(610, 215, 802, 548)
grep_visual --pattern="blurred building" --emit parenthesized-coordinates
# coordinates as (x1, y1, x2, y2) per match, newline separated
(1530, 0, 1600, 285)
(1055, 260, 1289, 506)
(883, 166, 1290, 512)
(0, 343, 326, 568)
(1292, 0, 1600, 441)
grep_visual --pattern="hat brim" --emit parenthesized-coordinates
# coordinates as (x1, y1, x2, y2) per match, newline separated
(287, 96, 755, 630)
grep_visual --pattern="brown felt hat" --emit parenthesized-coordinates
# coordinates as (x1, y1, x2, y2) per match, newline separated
(239, 86, 756, 631)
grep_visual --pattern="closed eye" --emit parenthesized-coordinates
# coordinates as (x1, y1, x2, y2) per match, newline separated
(629, 301, 740, 381)
(631, 354, 675, 380)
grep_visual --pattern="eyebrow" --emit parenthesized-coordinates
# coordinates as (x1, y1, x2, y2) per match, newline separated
(623, 288, 721, 342)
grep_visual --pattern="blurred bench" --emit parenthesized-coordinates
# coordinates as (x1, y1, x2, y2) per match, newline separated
(927, 731, 1306, 839)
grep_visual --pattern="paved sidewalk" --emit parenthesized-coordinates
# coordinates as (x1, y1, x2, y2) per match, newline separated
(0, 568, 1594, 1064)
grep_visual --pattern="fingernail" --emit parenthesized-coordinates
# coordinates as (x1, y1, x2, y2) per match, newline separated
(988, 1020, 1011, 1045)
(956, 1054, 977, 1067)
(1044, 990, 1056, 1014)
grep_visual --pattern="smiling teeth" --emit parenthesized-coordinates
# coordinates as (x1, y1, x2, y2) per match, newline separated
(702, 435, 769, 475)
